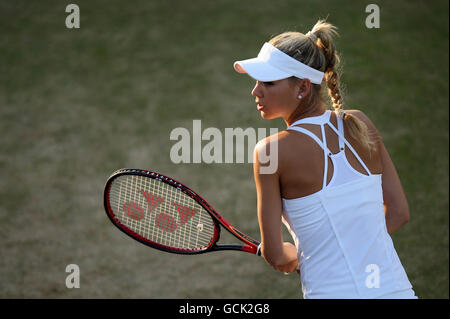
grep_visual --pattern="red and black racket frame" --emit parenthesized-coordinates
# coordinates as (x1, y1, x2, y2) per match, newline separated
(104, 168, 261, 256)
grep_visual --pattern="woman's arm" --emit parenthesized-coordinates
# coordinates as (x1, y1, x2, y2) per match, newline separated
(351, 110, 410, 234)
(379, 140, 410, 234)
(253, 137, 298, 273)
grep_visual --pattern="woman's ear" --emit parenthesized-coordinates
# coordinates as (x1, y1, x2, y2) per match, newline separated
(298, 79, 311, 98)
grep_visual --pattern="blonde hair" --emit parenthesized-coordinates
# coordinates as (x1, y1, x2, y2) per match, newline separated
(269, 19, 375, 151)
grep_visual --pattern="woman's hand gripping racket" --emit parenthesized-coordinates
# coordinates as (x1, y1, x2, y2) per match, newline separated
(103, 168, 261, 256)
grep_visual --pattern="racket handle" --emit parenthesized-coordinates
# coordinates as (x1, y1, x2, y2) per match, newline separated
(284, 266, 300, 275)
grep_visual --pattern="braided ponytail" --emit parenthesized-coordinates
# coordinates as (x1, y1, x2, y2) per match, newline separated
(307, 19, 375, 151)
(268, 20, 376, 151)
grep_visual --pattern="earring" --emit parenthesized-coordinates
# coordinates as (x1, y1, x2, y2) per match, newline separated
(298, 94, 302, 99)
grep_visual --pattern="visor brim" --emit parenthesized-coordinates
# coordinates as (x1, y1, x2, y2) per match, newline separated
(233, 58, 292, 82)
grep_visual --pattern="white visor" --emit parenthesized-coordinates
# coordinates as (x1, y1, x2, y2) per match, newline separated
(234, 42, 324, 84)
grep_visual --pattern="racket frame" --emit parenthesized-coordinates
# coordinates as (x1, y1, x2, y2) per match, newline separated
(104, 168, 260, 255)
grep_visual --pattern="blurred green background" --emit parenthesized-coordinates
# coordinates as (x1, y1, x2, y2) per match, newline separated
(0, 0, 448, 298)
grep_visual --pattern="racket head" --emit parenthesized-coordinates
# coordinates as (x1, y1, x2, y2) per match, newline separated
(104, 168, 221, 254)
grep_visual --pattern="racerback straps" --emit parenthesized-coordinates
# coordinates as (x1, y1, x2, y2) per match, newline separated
(287, 110, 372, 190)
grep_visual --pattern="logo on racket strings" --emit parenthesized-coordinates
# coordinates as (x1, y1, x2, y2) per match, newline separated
(122, 190, 198, 233)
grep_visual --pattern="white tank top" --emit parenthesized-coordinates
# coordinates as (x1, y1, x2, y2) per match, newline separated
(282, 110, 417, 299)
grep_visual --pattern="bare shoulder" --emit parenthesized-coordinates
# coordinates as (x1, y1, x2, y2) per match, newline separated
(256, 127, 321, 169)
(254, 129, 300, 150)
(253, 130, 311, 175)
(256, 129, 314, 156)
(254, 130, 281, 154)
(253, 131, 282, 171)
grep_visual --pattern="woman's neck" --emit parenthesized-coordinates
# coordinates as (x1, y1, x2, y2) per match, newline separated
(285, 103, 326, 127)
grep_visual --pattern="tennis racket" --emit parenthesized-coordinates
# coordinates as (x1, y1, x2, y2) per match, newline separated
(103, 168, 261, 256)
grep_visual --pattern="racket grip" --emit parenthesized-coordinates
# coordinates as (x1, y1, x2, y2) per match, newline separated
(284, 266, 300, 275)
(256, 243, 262, 256)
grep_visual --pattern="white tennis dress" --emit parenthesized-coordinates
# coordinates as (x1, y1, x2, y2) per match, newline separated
(282, 110, 417, 299)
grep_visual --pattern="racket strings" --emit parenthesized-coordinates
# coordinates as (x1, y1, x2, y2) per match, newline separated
(108, 175, 216, 250)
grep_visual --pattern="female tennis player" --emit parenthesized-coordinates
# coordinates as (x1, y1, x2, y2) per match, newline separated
(233, 19, 417, 299)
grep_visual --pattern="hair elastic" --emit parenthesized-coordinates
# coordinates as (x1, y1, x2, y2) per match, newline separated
(305, 31, 318, 42)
